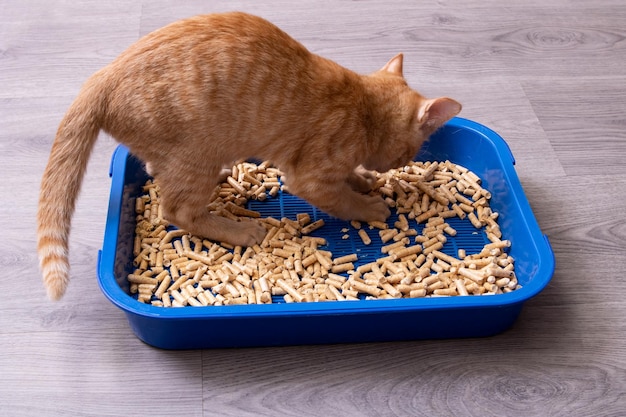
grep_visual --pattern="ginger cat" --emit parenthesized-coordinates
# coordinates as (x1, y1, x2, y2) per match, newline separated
(37, 12, 461, 300)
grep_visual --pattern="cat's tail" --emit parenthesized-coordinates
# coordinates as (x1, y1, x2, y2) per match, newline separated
(37, 75, 106, 300)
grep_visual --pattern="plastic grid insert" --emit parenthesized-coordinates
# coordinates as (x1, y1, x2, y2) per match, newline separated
(246, 185, 491, 302)
(123, 167, 494, 304)
(248, 190, 490, 265)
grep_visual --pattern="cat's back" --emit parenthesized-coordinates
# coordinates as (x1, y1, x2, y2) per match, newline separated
(102, 12, 321, 116)
(101, 12, 348, 148)
(113, 12, 311, 73)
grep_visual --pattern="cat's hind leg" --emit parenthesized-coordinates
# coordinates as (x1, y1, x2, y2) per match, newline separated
(155, 167, 267, 247)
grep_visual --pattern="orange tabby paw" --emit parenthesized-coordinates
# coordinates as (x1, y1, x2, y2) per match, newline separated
(229, 221, 267, 247)
(348, 168, 377, 193)
(359, 196, 391, 223)
(217, 167, 233, 183)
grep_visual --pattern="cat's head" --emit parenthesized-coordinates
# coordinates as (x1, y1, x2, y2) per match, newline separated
(362, 54, 462, 173)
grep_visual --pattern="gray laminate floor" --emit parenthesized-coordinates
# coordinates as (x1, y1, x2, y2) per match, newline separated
(1, 1, 625, 416)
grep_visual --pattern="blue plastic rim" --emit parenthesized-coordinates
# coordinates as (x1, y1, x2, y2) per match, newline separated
(97, 117, 555, 345)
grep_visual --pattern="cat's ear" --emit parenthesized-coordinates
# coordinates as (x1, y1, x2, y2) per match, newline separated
(381, 53, 404, 76)
(418, 97, 462, 128)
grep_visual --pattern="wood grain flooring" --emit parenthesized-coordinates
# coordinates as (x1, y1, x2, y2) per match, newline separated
(1, 1, 625, 416)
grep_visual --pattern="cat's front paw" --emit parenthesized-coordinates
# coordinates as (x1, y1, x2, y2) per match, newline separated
(229, 220, 267, 247)
(358, 195, 391, 223)
(217, 167, 233, 183)
(348, 166, 378, 193)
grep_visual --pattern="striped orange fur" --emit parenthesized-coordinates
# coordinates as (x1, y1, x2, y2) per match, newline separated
(37, 12, 461, 300)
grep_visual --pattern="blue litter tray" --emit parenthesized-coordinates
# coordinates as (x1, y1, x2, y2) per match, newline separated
(97, 117, 555, 349)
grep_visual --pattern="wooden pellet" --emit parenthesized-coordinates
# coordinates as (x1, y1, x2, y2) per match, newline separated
(416, 208, 439, 223)
(357, 229, 372, 245)
(422, 242, 444, 255)
(433, 288, 457, 296)
(128, 274, 157, 285)
(381, 240, 406, 254)
(367, 221, 388, 230)
(331, 262, 355, 274)
(431, 250, 459, 266)
(379, 229, 397, 243)
(334, 253, 358, 265)
(409, 289, 427, 298)
(390, 245, 422, 260)
(454, 279, 469, 296)
(468, 212, 483, 229)
(276, 279, 304, 302)
(301, 219, 325, 235)
(349, 280, 381, 297)
(458, 268, 485, 284)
